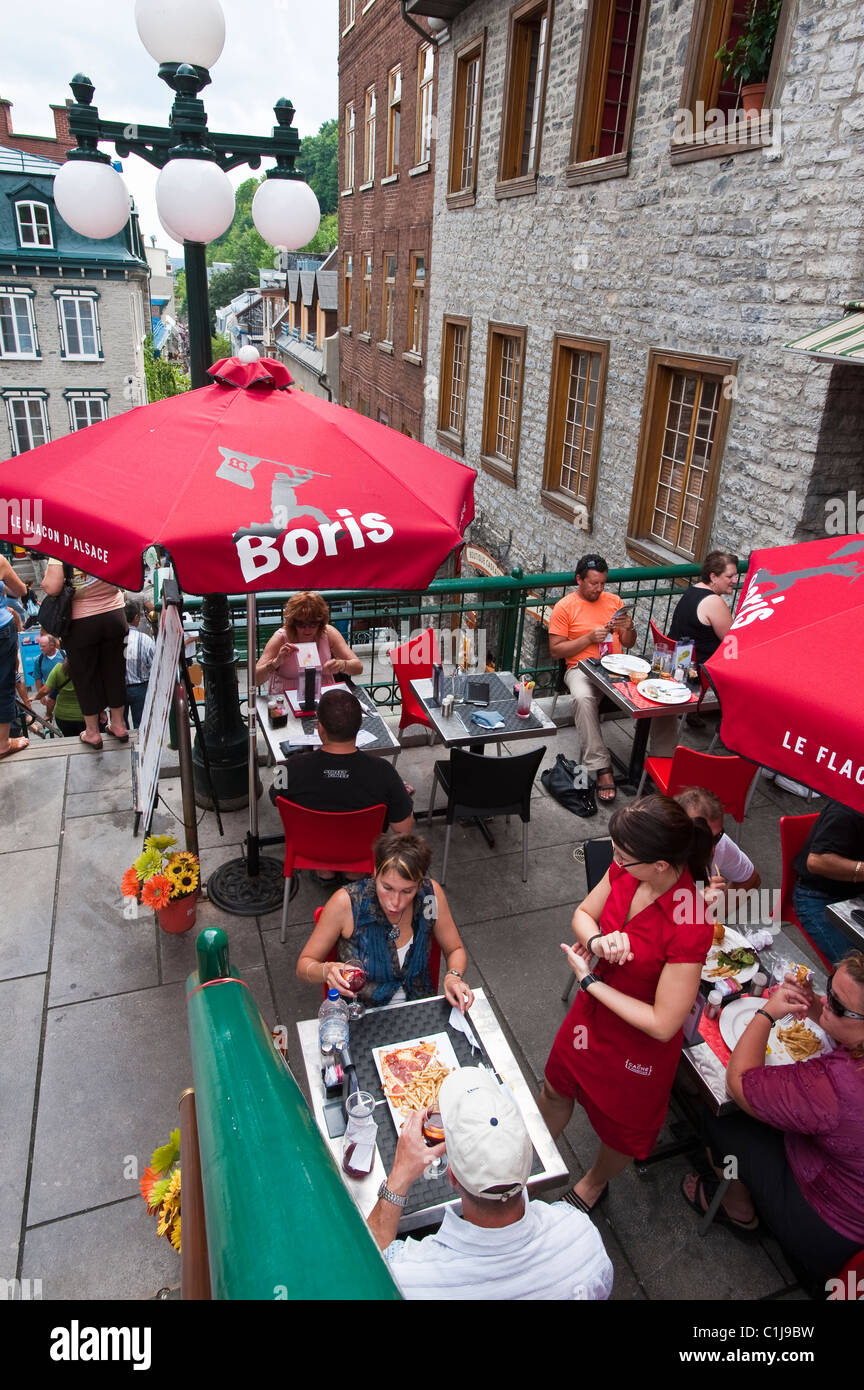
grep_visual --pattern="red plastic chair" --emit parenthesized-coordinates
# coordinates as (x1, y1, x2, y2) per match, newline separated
(638, 746, 758, 831)
(388, 626, 441, 734)
(275, 799, 387, 942)
(649, 617, 669, 646)
(316, 907, 443, 1000)
(779, 812, 831, 969)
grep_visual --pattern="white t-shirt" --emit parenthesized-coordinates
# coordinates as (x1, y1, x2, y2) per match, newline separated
(714, 832, 756, 885)
(385, 1196, 614, 1301)
(390, 940, 412, 1005)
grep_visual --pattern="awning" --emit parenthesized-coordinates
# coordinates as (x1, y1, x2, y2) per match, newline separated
(785, 303, 864, 364)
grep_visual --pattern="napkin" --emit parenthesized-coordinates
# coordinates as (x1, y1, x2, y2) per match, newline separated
(344, 1112, 378, 1174)
(470, 709, 505, 729)
(356, 728, 377, 747)
(449, 1006, 479, 1051)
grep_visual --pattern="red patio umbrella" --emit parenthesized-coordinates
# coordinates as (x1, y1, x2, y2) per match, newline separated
(0, 356, 474, 593)
(0, 355, 475, 912)
(705, 534, 864, 811)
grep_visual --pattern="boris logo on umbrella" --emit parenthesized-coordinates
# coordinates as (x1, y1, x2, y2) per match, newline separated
(729, 537, 864, 633)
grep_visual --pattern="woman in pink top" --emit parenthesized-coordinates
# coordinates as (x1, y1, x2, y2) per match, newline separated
(682, 951, 864, 1281)
(254, 590, 362, 694)
(41, 563, 127, 749)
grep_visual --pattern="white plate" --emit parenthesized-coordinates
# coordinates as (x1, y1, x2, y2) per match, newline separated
(637, 678, 693, 705)
(702, 926, 759, 985)
(719, 997, 832, 1065)
(372, 1031, 459, 1132)
(600, 655, 651, 677)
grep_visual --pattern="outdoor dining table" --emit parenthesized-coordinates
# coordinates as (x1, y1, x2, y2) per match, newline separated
(295, 987, 568, 1232)
(255, 685, 400, 766)
(409, 670, 558, 749)
(577, 657, 719, 789)
(825, 895, 864, 949)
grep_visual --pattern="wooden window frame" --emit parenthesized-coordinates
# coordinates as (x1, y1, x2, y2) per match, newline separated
(496, 0, 553, 200)
(342, 251, 353, 331)
(4, 391, 50, 454)
(55, 292, 102, 360)
(415, 43, 435, 167)
(566, 0, 649, 186)
(480, 322, 527, 486)
(626, 348, 738, 567)
(671, 0, 793, 165)
(342, 0, 356, 35)
(404, 252, 426, 361)
(447, 31, 487, 209)
(343, 102, 356, 192)
(0, 288, 39, 358)
(437, 315, 472, 454)
(67, 392, 108, 431)
(386, 66, 401, 177)
(379, 252, 397, 349)
(363, 85, 376, 186)
(15, 200, 54, 249)
(542, 333, 609, 522)
(359, 251, 372, 338)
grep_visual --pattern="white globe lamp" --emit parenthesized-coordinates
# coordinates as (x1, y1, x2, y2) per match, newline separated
(251, 177, 320, 251)
(53, 159, 131, 239)
(155, 158, 235, 243)
(135, 0, 226, 69)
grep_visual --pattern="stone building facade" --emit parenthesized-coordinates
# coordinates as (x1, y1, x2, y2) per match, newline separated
(414, 0, 864, 576)
(338, 0, 440, 437)
(0, 147, 149, 460)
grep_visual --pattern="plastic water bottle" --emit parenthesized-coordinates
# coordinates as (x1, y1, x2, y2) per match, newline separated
(318, 989, 349, 1050)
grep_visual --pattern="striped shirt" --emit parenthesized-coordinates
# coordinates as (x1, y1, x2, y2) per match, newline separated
(125, 625, 155, 685)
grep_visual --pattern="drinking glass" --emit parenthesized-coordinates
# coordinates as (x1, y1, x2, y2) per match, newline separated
(422, 1109, 446, 1180)
(342, 957, 367, 1020)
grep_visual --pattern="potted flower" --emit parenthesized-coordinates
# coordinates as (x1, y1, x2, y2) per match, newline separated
(140, 1128, 181, 1253)
(715, 0, 781, 114)
(122, 834, 201, 934)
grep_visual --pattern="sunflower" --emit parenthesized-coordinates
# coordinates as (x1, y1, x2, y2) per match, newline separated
(141, 874, 173, 911)
(165, 852, 199, 899)
(121, 867, 141, 899)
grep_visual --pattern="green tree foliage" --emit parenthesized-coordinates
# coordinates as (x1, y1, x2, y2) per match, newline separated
(297, 119, 338, 217)
(211, 332, 231, 361)
(144, 337, 189, 401)
(175, 268, 187, 316)
(206, 179, 272, 268)
(207, 250, 260, 331)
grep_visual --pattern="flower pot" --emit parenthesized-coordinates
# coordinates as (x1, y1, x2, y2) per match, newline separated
(741, 82, 767, 114)
(156, 890, 199, 935)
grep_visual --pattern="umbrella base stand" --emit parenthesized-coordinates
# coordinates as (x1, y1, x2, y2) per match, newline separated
(207, 853, 291, 917)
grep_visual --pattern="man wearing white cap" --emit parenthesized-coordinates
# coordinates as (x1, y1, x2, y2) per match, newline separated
(367, 1068, 613, 1300)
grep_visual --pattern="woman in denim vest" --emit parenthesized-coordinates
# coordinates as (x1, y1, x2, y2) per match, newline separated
(297, 832, 474, 1011)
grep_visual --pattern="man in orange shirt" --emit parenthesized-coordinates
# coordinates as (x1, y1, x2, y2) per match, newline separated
(548, 554, 636, 803)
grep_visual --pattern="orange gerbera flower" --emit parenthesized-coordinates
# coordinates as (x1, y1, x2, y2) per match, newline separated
(140, 1165, 159, 1206)
(141, 874, 172, 911)
(121, 867, 141, 899)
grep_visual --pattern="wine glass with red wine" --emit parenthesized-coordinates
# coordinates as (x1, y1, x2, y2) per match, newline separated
(342, 957, 367, 1020)
(422, 1108, 446, 1180)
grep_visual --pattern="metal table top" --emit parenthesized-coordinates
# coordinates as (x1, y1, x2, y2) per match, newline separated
(826, 895, 864, 948)
(256, 689, 400, 765)
(578, 657, 719, 721)
(296, 988, 568, 1231)
(410, 671, 557, 748)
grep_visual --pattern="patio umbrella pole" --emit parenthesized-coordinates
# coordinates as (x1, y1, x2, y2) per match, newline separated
(206, 594, 285, 916)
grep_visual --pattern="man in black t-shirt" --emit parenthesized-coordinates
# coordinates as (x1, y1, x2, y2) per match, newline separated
(270, 687, 413, 869)
(793, 799, 864, 962)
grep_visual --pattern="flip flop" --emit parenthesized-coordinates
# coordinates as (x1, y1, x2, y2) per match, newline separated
(0, 736, 29, 759)
(595, 770, 616, 804)
(108, 728, 130, 743)
(79, 733, 103, 750)
(680, 1173, 760, 1237)
(561, 1182, 608, 1214)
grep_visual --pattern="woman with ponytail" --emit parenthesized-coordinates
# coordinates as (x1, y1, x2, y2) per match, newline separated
(539, 795, 714, 1211)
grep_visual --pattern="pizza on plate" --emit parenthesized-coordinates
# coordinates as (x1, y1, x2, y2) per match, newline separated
(379, 1041, 451, 1114)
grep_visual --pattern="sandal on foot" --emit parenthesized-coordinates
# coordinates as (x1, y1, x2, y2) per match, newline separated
(595, 770, 616, 804)
(108, 728, 130, 743)
(0, 736, 29, 759)
(562, 1183, 608, 1214)
(79, 732, 103, 750)
(680, 1173, 759, 1237)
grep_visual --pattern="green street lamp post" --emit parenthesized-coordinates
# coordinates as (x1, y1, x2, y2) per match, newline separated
(54, 0, 321, 812)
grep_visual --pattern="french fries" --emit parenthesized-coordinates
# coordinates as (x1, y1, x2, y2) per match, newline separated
(777, 1020, 822, 1062)
(381, 1048, 450, 1115)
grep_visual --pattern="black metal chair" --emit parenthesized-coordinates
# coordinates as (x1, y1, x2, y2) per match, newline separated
(428, 744, 546, 885)
(561, 837, 614, 1002)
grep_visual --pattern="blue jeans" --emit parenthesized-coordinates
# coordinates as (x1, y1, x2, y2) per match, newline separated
(792, 883, 854, 965)
(125, 681, 149, 729)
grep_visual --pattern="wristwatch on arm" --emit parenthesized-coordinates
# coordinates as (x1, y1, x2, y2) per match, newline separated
(377, 1180, 407, 1208)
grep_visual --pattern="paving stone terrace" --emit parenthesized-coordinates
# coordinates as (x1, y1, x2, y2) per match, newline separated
(1, 709, 820, 1301)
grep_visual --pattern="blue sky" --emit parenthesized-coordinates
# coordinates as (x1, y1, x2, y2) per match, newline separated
(2, 0, 339, 254)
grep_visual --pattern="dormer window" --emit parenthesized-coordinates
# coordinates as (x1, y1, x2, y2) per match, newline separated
(16, 201, 53, 249)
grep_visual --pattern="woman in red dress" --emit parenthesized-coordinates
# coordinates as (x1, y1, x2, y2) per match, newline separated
(540, 795, 713, 1211)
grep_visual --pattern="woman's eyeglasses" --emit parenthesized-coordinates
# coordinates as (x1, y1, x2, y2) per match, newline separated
(612, 848, 650, 869)
(826, 974, 864, 1021)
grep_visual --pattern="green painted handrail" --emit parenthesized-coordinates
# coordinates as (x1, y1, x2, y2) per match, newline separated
(186, 929, 401, 1301)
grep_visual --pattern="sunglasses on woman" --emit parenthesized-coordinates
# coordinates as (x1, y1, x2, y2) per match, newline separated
(826, 974, 864, 1021)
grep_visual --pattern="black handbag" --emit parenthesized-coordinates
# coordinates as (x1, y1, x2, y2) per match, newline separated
(541, 752, 598, 818)
(37, 563, 75, 640)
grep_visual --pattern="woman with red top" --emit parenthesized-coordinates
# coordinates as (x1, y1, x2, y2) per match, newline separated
(681, 952, 864, 1282)
(539, 795, 713, 1212)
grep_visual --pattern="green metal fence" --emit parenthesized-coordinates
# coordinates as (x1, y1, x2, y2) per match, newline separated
(182, 559, 748, 710)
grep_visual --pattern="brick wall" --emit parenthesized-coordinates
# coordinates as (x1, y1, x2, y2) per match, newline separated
(0, 100, 75, 163)
(338, 0, 438, 434)
(423, 0, 864, 575)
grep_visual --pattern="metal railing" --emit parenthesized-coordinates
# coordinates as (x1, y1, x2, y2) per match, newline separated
(182, 559, 748, 710)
